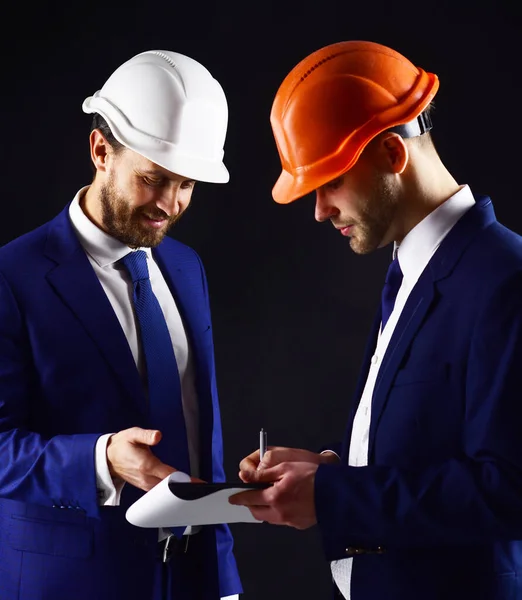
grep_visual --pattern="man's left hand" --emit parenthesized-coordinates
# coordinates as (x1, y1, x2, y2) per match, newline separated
(228, 461, 319, 530)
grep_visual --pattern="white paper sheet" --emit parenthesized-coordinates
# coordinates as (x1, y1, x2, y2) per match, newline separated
(126, 471, 264, 528)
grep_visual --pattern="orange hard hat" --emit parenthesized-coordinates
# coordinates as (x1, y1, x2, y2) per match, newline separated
(270, 40, 439, 204)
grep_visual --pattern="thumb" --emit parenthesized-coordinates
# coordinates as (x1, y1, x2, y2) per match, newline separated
(244, 464, 279, 483)
(241, 458, 268, 482)
(131, 428, 162, 446)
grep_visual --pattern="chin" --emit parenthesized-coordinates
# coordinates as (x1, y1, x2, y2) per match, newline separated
(350, 238, 374, 255)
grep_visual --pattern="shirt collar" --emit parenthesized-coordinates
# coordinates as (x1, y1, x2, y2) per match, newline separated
(68, 186, 152, 268)
(395, 185, 476, 284)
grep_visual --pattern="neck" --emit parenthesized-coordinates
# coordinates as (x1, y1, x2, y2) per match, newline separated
(393, 149, 461, 244)
(82, 180, 104, 230)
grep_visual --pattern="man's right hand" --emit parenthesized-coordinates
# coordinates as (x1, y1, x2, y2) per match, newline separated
(106, 427, 177, 491)
(238, 446, 339, 483)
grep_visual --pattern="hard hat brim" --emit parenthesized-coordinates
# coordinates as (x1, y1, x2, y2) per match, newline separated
(272, 169, 316, 204)
(154, 152, 230, 184)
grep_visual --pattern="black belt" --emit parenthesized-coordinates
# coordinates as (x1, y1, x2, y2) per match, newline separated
(157, 534, 191, 563)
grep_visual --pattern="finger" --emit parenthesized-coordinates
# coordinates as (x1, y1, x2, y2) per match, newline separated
(129, 428, 162, 446)
(190, 476, 206, 483)
(256, 456, 270, 471)
(242, 455, 281, 479)
(257, 452, 276, 470)
(262, 447, 305, 466)
(239, 454, 259, 473)
(246, 505, 285, 525)
(258, 447, 279, 468)
(240, 467, 258, 482)
(140, 464, 204, 487)
(228, 489, 270, 507)
(243, 463, 283, 483)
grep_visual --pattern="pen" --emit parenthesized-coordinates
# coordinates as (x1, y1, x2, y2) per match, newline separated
(259, 428, 267, 462)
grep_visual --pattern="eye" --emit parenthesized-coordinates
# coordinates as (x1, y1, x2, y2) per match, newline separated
(142, 176, 164, 187)
(181, 180, 195, 190)
(324, 176, 343, 191)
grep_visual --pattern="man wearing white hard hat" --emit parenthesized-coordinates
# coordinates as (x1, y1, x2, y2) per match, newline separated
(0, 50, 241, 600)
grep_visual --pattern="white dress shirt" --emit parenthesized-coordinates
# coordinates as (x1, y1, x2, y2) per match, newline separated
(69, 188, 238, 600)
(331, 185, 476, 599)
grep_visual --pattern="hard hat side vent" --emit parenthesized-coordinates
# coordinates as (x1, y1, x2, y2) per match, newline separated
(299, 52, 343, 83)
(151, 51, 177, 69)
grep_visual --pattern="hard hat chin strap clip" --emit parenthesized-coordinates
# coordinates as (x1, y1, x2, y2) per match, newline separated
(387, 110, 433, 139)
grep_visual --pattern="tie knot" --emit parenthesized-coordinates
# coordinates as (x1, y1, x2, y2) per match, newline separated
(121, 250, 150, 283)
(385, 256, 403, 288)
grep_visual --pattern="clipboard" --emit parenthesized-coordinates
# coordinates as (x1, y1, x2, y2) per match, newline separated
(126, 471, 271, 528)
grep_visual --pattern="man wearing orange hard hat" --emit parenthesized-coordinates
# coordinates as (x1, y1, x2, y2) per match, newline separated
(230, 41, 522, 599)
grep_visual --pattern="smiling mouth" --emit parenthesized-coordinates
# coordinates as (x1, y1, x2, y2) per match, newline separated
(142, 215, 168, 229)
(337, 224, 354, 236)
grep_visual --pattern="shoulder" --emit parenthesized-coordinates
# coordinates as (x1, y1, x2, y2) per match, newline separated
(0, 205, 72, 285)
(156, 236, 205, 270)
(0, 221, 54, 272)
(468, 220, 522, 274)
(447, 221, 522, 318)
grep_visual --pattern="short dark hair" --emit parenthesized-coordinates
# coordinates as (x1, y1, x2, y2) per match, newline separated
(88, 114, 126, 177)
(90, 113, 125, 153)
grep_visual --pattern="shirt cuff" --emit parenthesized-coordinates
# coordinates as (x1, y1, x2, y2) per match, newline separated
(320, 449, 340, 461)
(95, 433, 125, 505)
(221, 596, 239, 600)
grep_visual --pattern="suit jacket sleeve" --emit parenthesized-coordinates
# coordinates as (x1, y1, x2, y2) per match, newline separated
(0, 271, 101, 516)
(315, 271, 522, 561)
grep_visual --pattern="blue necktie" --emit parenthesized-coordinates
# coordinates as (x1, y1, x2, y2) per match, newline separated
(121, 250, 191, 476)
(381, 256, 403, 332)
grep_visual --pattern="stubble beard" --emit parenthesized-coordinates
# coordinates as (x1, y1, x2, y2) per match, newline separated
(99, 181, 181, 248)
(349, 177, 398, 255)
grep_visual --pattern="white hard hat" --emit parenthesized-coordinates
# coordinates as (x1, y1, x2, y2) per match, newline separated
(82, 50, 229, 183)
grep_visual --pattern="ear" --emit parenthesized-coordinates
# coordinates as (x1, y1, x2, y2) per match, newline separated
(89, 129, 110, 173)
(380, 133, 409, 174)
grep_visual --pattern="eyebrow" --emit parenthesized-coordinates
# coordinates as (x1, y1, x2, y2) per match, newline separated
(138, 169, 165, 177)
(137, 169, 195, 183)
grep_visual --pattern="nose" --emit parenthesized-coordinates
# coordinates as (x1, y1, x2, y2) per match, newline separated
(156, 186, 183, 217)
(314, 189, 338, 222)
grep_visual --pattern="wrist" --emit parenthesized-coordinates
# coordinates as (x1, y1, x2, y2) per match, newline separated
(319, 450, 340, 465)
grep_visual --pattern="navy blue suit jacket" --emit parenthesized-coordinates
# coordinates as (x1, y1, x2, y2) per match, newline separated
(315, 196, 522, 599)
(0, 205, 241, 600)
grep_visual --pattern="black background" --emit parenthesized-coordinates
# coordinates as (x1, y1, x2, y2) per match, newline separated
(3, 1, 522, 597)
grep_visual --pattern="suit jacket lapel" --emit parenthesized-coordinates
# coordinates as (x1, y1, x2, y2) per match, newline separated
(367, 195, 497, 460)
(43, 207, 146, 417)
(367, 277, 436, 458)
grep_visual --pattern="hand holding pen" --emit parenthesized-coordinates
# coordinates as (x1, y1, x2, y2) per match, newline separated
(238, 433, 339, 483)
(232, 432, 333, 529)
